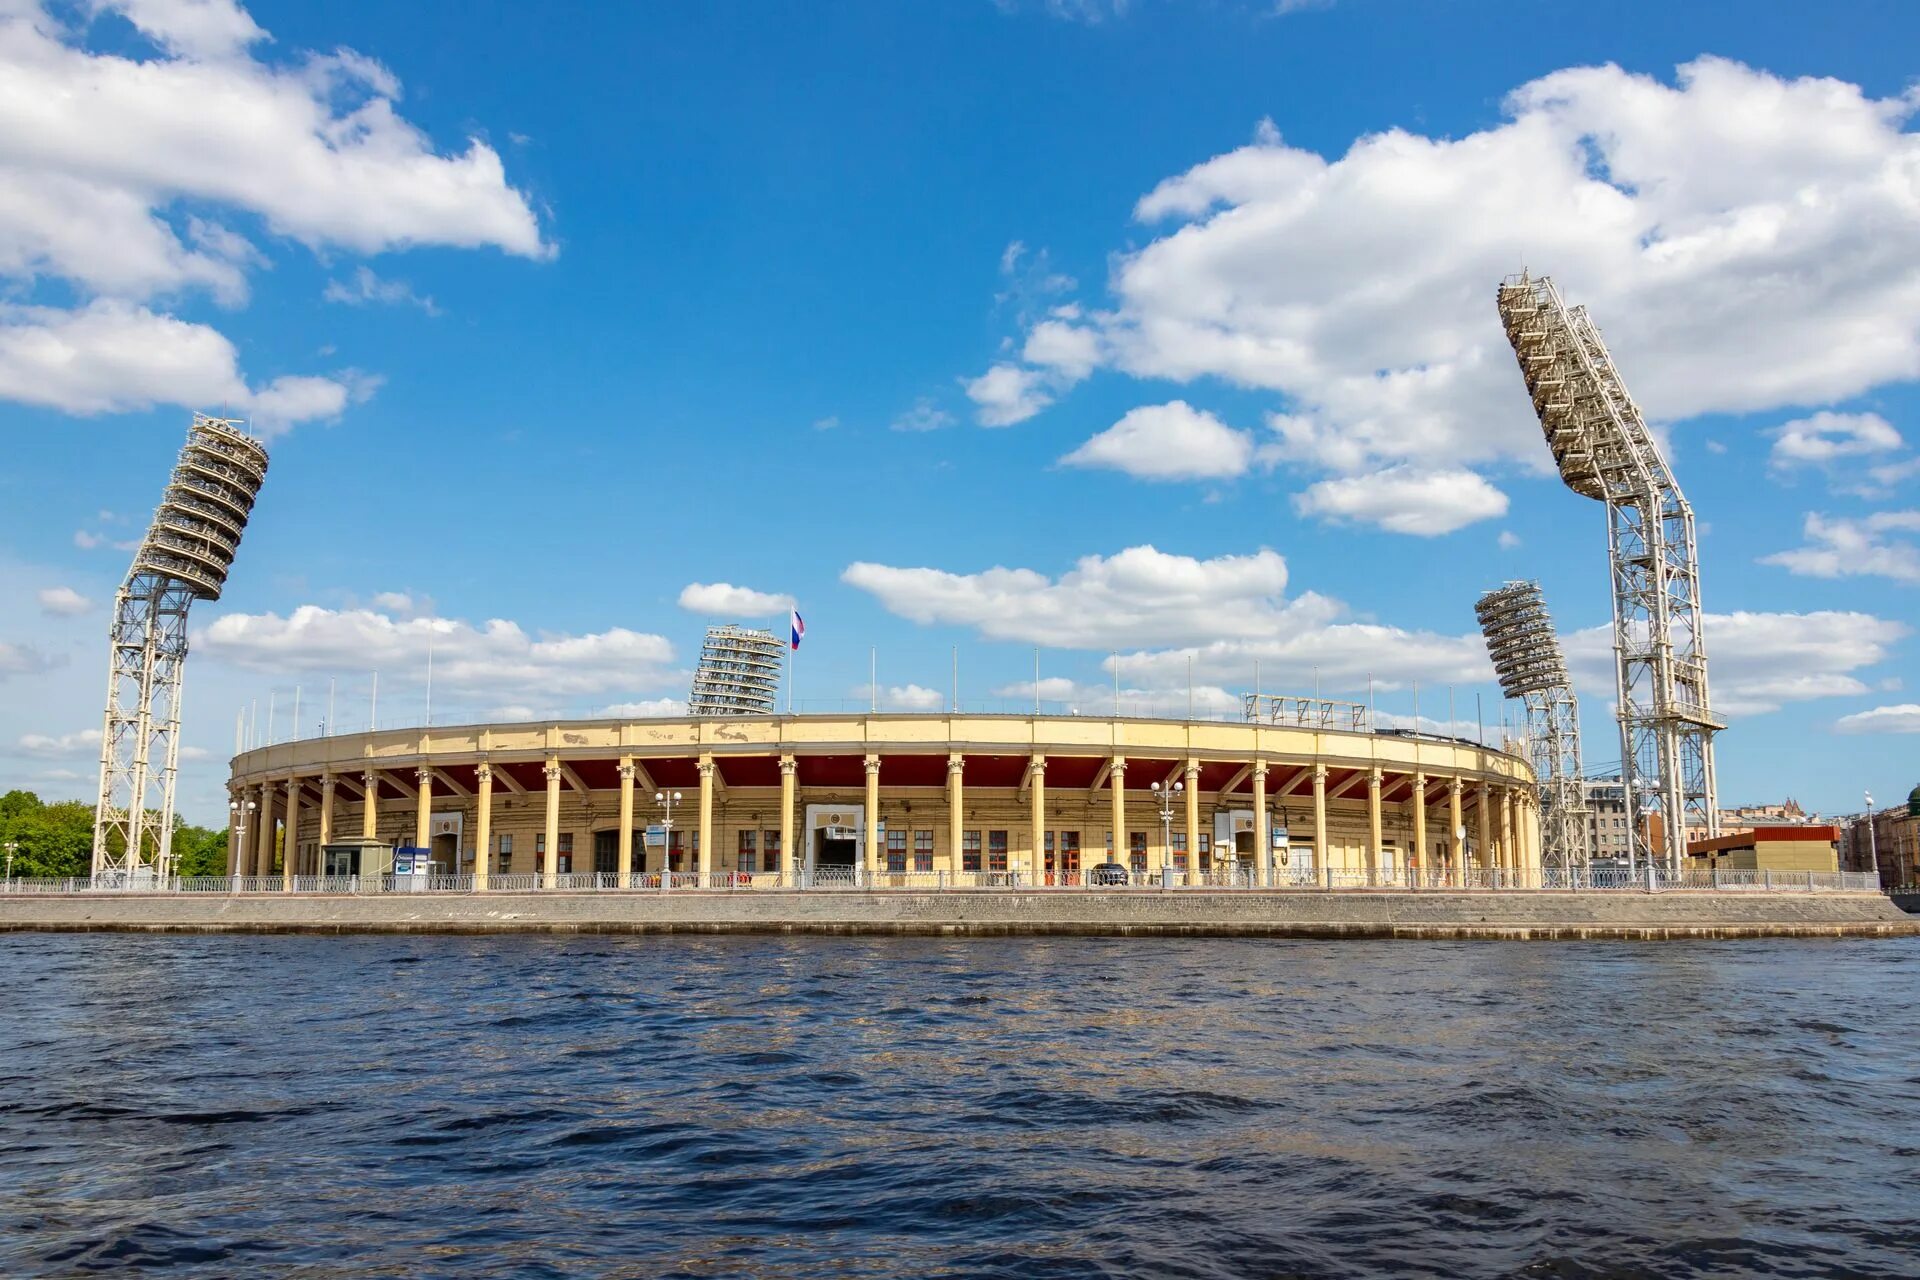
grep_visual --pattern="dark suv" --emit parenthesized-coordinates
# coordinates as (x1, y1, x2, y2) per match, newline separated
(1087, 861, 1130, 886)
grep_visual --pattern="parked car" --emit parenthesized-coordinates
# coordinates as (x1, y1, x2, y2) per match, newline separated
(1087, 860, 1130, 886)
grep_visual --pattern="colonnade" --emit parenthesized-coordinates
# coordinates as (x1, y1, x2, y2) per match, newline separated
(228, 749, 1544, 886)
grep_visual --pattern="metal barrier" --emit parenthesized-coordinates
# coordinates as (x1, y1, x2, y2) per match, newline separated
(0, 868, 1887, 897)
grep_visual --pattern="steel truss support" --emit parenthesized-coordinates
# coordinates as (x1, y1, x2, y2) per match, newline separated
(92, 415, 268, 883)
(1497, 274, 1721, 870)
(1475, 581, 1590, 873)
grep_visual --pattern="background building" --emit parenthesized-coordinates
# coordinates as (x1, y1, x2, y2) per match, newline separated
(1583, 777, 1631, 863)
(1837, 787, 1920, 891)
(687, 626, 784, 716)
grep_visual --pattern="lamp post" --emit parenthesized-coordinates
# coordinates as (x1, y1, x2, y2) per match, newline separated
(655, 790, 682, 886)
(3, 840, 15, 891)
(1864, 791, 1880, 884)
(230, 798, 256, 890)
(1150, 779, 1184, 881)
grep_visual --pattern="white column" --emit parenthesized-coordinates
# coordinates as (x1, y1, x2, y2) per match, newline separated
(1251, 758, 1268, 886)
(474, 762, 493, 891)
(617, 758, 635, 883)
(282, 779, 301, 890)
(697, 755, 715, 884)
(543, 759, 561, 882)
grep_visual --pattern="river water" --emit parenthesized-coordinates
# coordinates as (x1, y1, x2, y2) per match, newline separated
(2, 934, 1916, 1277)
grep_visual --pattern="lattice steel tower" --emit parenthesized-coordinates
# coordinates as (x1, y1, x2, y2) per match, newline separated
(688, 625, 784, 716)
(93, 414, 269, 883)
(1475, 581, 1590, 873)
(1496, 274, 1721, 869)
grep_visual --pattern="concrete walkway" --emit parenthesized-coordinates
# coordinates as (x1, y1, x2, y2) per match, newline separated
(3, 890, 1916, 940)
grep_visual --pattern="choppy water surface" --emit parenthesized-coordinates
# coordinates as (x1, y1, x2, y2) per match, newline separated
(3, 935, 1918, 1278)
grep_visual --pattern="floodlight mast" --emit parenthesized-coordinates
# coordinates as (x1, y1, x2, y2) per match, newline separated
(1496, 274, 1721, 870)
(1474, 581, 1589, 874)
(92, 414, 269, 883)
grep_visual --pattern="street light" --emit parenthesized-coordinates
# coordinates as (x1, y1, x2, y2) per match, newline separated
(1865, 791, 1881, 883)
(1150, 779, 1184, 880)
(230, 798, 257, 887)
(655, 790, 682, 884)
(3, 840, 16, 890)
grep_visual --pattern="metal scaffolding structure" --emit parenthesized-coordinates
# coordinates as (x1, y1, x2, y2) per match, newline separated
(688, 625, 785, 716)
(1496, 273, 1721, 869)
(1241, 694, 1371, 733)
(1475, 581, 1589, 872)
(93, 414, 269, 883)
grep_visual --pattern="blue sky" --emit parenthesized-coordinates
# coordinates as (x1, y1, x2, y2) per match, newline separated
(1, 0, 1917, 823)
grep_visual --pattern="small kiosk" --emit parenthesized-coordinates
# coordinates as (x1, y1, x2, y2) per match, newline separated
(321, 838, 394, 890)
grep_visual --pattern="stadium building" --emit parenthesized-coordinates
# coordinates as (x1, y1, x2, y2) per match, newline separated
(225, 710, 1544, 888)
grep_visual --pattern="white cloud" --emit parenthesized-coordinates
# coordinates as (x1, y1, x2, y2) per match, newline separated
(18, 727, 102, 756)
(845, 544, 1304, 649)
(36, 585, 92, 616)
(73, 530, 105, 550)
(852, 683, 946, 711)
(1834, 704, 1920, 734)
(596, 698, 687, 718)
(196, 605, 679, 700)
(0, 641, 55, 679)
(1566, 610, 1909, 717)
(0, 300, 368, 430)
(970, 58, 1920, 532)
(1293, 467, 1509, 536)
(890, 398, 954, 433)
(677, 582, 797, 616)
(369, 591, 422, 614)
(1061, 400, 1254, 480)
(323, 266, 440, 315)
(1497, 530, 1521, 550)
(1769, 411, 1903, 468)
(1760, 511, 1920, 585)
(0, 0, 548, 429)
(964, 363, 1053, 427)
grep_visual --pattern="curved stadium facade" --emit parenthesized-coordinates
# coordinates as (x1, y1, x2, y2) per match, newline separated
(225, 713, 1544, 888)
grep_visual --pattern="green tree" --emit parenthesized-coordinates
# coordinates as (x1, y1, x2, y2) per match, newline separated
(0, 791, 232, 879)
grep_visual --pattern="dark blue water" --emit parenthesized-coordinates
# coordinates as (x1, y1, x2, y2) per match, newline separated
(2, 935, 1917, 1278)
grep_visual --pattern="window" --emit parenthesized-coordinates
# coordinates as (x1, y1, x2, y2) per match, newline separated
(738, 829, 757, 874)
(1199, 832, 1212, 873)
(496, 833, 513, 873)
(558, 832, 573, 875)
(1172, 832, 1188, 873)
(668, 830, 686, 871)
(963, 829, 982, 872)
(988, 830, 1008, 873)
(764, 830, 782, 874)
(1060, 831, 1080, 874)
(887, 828, 908, 872)
(913, 829, 933, 872)
(1129, 831, 1147, 875)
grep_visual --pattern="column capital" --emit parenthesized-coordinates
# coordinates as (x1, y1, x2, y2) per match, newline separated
(697, 758, 716, 779)
(1184, 759, 1201, 781)
(475, 761, 492, 784)
(616, 761, 635, 781)
(1368, 766, 1382, 788)
(320, 773, 336, 792)
(1450, 776, 1464, 795)
(1028, 753, 1047, 772)
(1312, 763, 1327, 783)
(544, 758, 562, 783)
(948, 752, 966, 773)
(1109, 755, 1127, 775)
(864, 754, 882, 775)
(417, 766, 433, 784)
(779, 755, 797, 776)
(283, 777, 299, 795)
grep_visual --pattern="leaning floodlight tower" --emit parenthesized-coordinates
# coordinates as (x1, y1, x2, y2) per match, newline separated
(687, 625, 785, 716)
(1475, 581, 1590, 873)
(1496, 274, 1721, 869)
(93, 414, 269, 883)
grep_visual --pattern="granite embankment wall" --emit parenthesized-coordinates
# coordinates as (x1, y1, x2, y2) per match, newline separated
(3, 891, 1916, 940)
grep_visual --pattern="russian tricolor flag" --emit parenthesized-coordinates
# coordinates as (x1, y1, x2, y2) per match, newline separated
(790, 609, 805, 651)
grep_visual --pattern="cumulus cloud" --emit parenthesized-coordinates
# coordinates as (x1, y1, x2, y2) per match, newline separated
(845, 545, 1305, 650)
(1768, 411, 1903, 468)
(1061, 401, 1254, 480)
(1760, 511, 1920, 584)
(17, 728, 102, 756)
(0, 0, 548, 428)
(1294, 467, 1509, 536)
(36, 585, 91, 616)
(677, 582, 797, 616)
(596, 698, 687, 718)
(0, 300, 371, 431)
(965, 363, 1054, 427)
(1565, 610, 1909, 718)
(969, 58, 1920, 532)
(196, 605, 679, 701)
(852, 683, 947, 711)
(1834, 704, 1920, 734)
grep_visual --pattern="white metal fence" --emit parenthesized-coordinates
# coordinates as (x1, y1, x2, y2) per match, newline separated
(0, 867, 1886, 896)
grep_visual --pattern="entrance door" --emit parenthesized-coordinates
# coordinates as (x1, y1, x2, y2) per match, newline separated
(593, 830, 618, 875)
(814, 829, 857, 881)
(430, 833, 458, 875)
